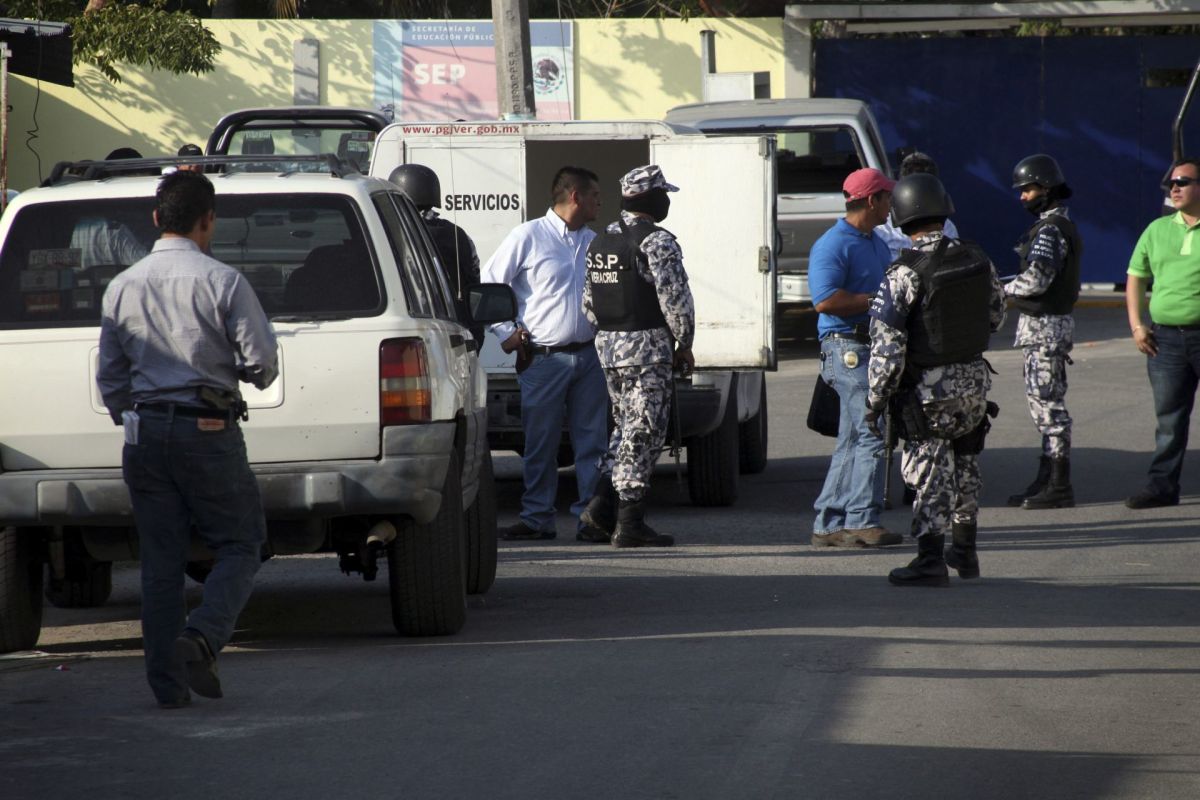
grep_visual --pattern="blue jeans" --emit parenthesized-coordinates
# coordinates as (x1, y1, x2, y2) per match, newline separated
(813, 337, 886, 533)
(123, 408, 265, 704)
(517, 346, 608, 532)
(1144, 324, 1200, 498)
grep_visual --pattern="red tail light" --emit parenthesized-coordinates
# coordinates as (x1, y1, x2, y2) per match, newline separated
(380, 338, 431, 425)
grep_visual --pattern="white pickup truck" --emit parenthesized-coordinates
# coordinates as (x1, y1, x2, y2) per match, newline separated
(666, 98, 895, 309)
(368, 120, 778, 508)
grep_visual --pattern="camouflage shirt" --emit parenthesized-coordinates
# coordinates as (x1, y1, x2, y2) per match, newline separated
(867, 231, 1007, 409)
(582, 210, 695, 368)
(1004, 206, 1074, 348)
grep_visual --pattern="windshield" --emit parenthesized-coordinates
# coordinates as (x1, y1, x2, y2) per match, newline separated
(0, 193, 382, 328)
(708, 125, 866, 195)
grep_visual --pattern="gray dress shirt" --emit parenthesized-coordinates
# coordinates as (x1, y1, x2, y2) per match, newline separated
(97, 237, 278, 414)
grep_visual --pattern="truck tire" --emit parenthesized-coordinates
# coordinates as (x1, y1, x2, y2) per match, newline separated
(687, 374, 740, 507)
(45, 530, 112, 609)
(738, 374, 769, 475)
(388, 452, 467, 637)
(465, 449, 498, 595)
(0, 527, 44, 653)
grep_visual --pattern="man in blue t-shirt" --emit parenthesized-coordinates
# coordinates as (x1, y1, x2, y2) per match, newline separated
(809, 168, 903, 548)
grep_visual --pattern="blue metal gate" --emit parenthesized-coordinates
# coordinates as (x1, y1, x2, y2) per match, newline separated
(816, 36, 1200, 284)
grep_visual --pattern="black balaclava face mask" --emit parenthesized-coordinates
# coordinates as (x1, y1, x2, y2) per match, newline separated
(1021, 183, 1070, 216)
(1022, 193, 1052, 216)
(621, 188, 671, 222)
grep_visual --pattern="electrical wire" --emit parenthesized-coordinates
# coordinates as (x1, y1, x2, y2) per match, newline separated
(24, 5, 46, 184)
(556, 0, 574, 119)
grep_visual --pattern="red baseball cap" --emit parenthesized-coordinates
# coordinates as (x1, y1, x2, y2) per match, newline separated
(842, 168, 896, 201)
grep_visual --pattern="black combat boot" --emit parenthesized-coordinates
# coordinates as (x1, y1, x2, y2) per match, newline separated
(612, 500, 674, 548)
(1021, 457, 1074, 509)
(945, 521, 980, 580)
(1007, 455, 1051, 507)
(578, 474, 617, 542)
(887, 533, 949, 587)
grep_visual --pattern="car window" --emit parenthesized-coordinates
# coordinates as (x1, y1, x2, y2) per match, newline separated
(389, 193, 459, 323)
(0, 193, 381, 328)
(708, 125, 864, 195)
(373, 193, 433, 318)
(226, 128, 376, 173)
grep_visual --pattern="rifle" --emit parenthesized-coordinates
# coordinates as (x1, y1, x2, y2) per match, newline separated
(883, 408, 895, 510)
(671, 372, 684, 492)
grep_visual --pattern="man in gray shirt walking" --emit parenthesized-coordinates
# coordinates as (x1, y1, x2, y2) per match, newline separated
(97, 170, 278, 709)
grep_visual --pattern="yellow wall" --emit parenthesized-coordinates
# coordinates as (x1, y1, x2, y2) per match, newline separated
(575, 17, 783, 120)
(7, 20, 375, 191)
(5, 17, 783, 191)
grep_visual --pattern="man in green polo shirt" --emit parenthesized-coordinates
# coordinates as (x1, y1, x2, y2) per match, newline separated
(1125, 157, 1200, 509)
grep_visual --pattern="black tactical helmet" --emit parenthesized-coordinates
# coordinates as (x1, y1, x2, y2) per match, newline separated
(389, 163, 441, 208)
(890, 173, 955, 228)
(1012, 154, 1066, 189)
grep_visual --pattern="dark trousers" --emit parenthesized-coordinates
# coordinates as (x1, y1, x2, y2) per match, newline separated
(1144, 324, 1200, 498)
(123, 408, 265, 704)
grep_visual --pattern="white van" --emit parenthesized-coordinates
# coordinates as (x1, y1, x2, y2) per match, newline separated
(369, 120, 777, 506)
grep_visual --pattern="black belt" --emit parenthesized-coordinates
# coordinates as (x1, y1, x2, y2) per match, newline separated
(824, 331, 871, 345)
(136, 402, 231, 421)
(1157, 322, 1200, 331)
(529, 339, 594, 356)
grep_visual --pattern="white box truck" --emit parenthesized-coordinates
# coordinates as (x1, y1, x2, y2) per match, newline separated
(368, 120, 777, 506)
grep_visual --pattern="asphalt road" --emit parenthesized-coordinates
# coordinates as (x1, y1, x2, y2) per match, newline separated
(4, 296, 1200, 799)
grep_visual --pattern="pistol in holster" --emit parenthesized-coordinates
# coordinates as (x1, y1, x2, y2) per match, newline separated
(199, 386, 250, 422)
(953, 400, 999, 456)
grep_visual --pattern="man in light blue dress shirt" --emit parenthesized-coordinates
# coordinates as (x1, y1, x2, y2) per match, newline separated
(98, 171, 278, 708)
(482, 166, 608, 540)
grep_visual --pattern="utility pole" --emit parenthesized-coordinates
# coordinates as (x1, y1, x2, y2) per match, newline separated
(492, 0, 536, 120)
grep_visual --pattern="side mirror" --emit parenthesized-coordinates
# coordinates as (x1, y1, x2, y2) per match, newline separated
(467, 282, 518, 325)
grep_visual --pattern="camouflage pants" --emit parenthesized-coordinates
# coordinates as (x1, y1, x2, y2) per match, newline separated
(1022, 345, 1072, 458)
(599, 363, 673, 502)
(901, 395, 986, 539)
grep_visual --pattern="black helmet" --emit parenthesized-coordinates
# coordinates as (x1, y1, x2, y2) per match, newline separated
(389, 163, 441, 208)
(890, 173, 955, 228)
(1012, 154, 1066, 189)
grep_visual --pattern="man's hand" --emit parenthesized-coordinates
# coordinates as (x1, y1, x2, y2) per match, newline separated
(673, 346, 695, 377)
(501, 327, 528, 354)
(865, 399, 886, 439)
(1133, 324, 1158, 357)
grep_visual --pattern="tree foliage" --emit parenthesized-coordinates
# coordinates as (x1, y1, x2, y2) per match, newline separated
(4, 0, 220, 82)
(239, 0, 781, 20)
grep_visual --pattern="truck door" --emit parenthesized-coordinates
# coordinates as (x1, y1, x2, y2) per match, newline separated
(650, 135, 777, 369)
(393, 134, 528, 266)
(391, 134, 528, 375)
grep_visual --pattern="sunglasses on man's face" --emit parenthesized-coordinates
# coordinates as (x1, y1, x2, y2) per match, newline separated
(1162, 176, 1199, 189)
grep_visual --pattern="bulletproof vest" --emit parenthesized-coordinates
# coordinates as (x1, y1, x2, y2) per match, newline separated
(1012, 213, 1082, 316)
(895, 237, 994, 369)
(586, 218, 669, 332)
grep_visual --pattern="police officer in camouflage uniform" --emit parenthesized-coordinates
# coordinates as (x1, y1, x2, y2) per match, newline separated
(580, 165, 695, 548)
(390, 164, 480, 301)
(1004, 154, 1082, 510)
(865, 174, 1006, 586)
